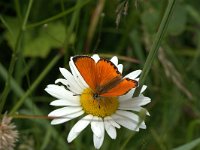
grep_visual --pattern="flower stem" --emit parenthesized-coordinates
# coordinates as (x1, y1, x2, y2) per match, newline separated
(133, 0, 177, 97)
(0, 114, 55, 120)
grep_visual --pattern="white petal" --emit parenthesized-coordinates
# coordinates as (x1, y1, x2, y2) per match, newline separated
(135, 78, 139, 81)
(146, 111, 150, 116)
(73, 114, 93, 133)
(116, 110, 146, 129)
(104, 119, 117, 139)
(50, 99, 80, 106)
(139, 121, 147, 129)
(55, 78, 82, 94)
(67, 115, 93, 143)
(117, 64, 123, 73)
(69, 59, 89, 89)
(48, 107, 82, 117)
(120, 96, 151, 108)
(119, 88, 135, 101)
(51, 118, 70, 125)
(59, 68, 83, 93)
(93, 120, 105, 149)
(119, 85, 148, 102)
(98, 118, 104, 135)
(124, 70, 142, 79)
(141, 85, 147, 93)
(55, 79, 74, 92)
(92, 54, 100, 62)
(119, 106, 150, 116)
(67, 128, 79, 143)
(45, 84, 77, 100)
(91, 117, 102, 138)
(116, 110, 139, 123)
(51, 110, 84, 125)
(69, 61, 85, 89)
(59, 67, 73, 80)
(112, 114, 139, 131)
(116, 110, 147, 129)
(133, 96, 151, 106)
(105, 116, 120, 129)
(110, 56, 118, 66)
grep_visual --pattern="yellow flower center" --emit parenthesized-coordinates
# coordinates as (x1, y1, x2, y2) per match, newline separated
(80, 88, 119, 118)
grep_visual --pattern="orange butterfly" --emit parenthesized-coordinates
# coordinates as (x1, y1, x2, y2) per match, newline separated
(73, 56, 138, 98)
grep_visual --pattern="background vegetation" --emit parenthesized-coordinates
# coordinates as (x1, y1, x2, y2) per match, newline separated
(0, 0, 200, 149)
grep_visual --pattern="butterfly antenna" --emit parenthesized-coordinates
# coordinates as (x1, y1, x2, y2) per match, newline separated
(73, 94, 81, 96)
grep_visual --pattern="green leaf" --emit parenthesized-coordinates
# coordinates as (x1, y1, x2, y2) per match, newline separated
(173, 138, 200, 150)
(4, 17, 75, 58)
(3, 17, 21, 50)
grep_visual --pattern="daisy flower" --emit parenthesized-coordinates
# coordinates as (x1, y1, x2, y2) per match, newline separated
(45, 54, 150, 149)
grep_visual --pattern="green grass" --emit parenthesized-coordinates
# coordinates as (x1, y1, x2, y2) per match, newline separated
(0, 0, 200, 149)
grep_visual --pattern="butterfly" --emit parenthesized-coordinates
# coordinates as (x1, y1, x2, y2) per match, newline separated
(73, 55, 138, 98)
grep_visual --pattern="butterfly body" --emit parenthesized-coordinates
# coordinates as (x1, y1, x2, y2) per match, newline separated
(95, 76, 122, 96)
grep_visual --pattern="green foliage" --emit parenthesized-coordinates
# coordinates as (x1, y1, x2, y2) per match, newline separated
(0, 0, 200, 149)
(167, 4, 187, 36)
(173, 138, 200, 150)
(4, 17, 74, 58)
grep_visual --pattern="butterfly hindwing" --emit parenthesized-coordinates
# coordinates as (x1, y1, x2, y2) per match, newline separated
(100, 78, 138, 97)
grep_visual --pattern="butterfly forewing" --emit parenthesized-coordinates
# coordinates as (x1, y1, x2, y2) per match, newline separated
(73, 56, 97, 91)
(96, 59, 121, 88)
